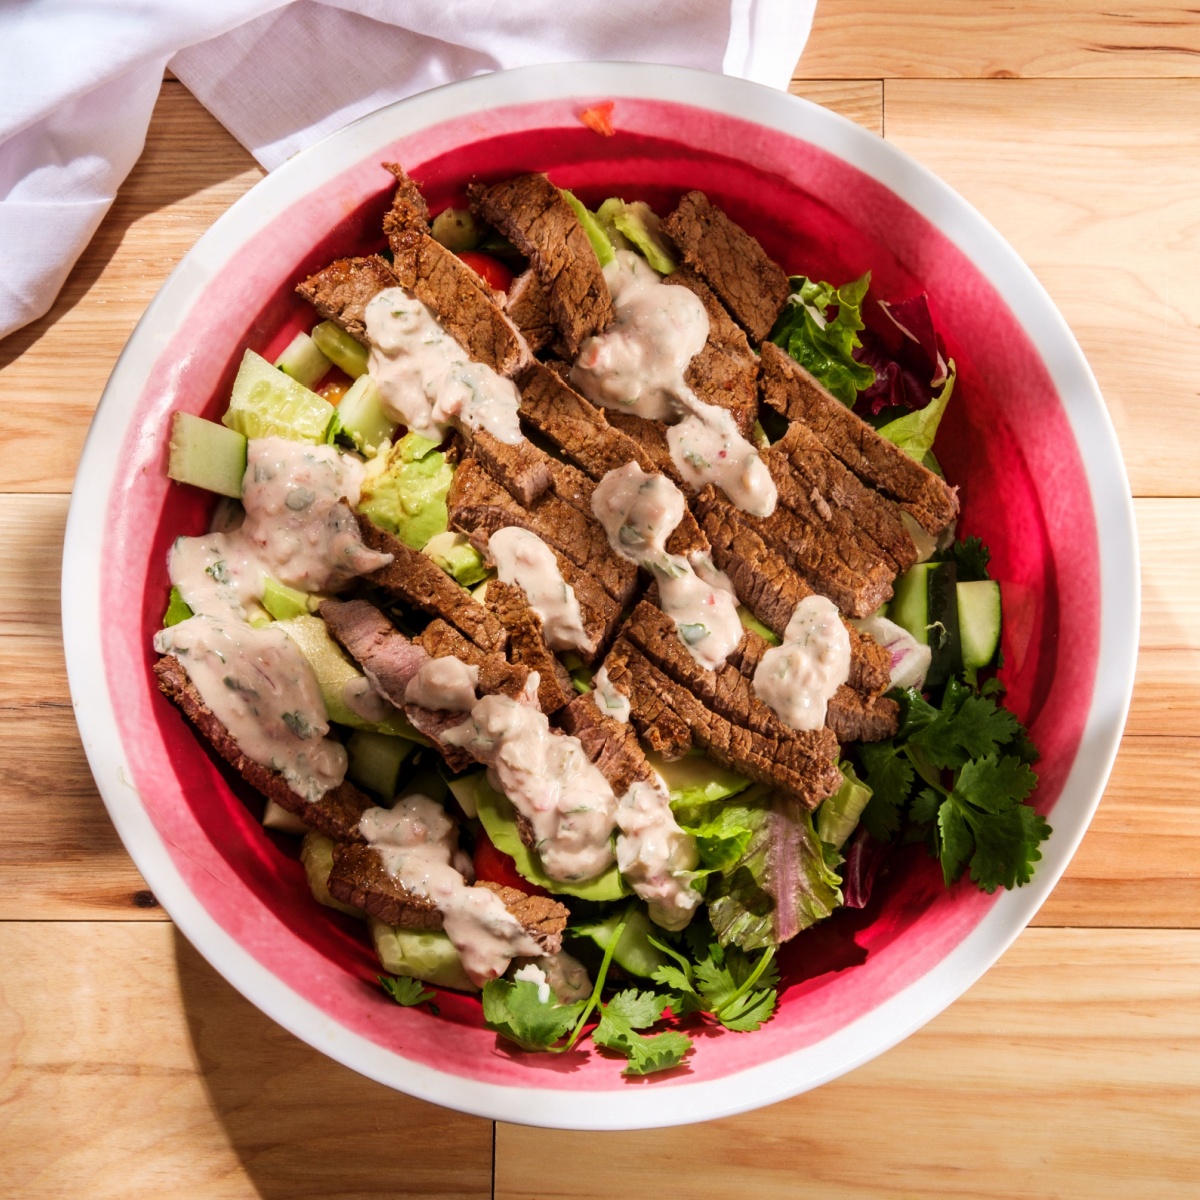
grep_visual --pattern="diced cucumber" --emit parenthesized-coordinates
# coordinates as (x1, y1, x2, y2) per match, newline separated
(346, 728, 415, 801)
(958, 579, 1002, 669)
(889, 560, 962, 686)
(276, 614, 425, 740)
(370, 918, 478, 992)
(168, 411, 247, 498)
(472, 773, 627, 900)
(650, 751, 752, 807)
(261, 576, 311, 621)
(430, 207, 482, 253)
(336, 374, 397, 457)
(273, 330, 331, 390)
(261, 799, 309, 835)
(736, 605, 781, 647)
(300, 831, 364, 917)
(162, 585, 193, 628)
(571, 904, 671, 978)
(561, 190, 615, 267)
(311, 321, 369, 379)
(222, 349, 335, 443)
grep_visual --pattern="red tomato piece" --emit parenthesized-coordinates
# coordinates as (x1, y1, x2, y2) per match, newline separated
(457, 251, 514, 294)
(580, 102, 616, 137)
(472, 828, 550, 897)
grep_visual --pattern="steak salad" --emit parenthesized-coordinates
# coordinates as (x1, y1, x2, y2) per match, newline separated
(155, 161, 1046, 1076)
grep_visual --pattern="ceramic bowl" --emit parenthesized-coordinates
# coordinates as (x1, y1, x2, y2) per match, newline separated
(62, 63, 1138, 1129)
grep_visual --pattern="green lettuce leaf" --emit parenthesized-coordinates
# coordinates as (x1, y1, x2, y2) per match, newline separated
(816, 761, 873, 852)
(769, 273, 876, 406)
(701, 791, 843, 951)
(877, 360, 957, 463)
(358, 432, 453, 550)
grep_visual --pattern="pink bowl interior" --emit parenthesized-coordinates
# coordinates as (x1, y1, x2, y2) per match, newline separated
(101, 97, 1098, 1090)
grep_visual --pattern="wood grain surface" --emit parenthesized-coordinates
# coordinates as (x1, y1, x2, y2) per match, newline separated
(2, 6, 1199, 1197)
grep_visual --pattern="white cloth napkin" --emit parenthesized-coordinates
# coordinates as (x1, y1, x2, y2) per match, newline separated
(0, 0, 817, 341)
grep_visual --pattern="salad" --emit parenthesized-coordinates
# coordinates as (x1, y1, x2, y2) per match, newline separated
(153, 159, 1047, 1077)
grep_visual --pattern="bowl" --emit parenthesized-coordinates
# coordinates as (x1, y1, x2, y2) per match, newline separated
(62, 63, 1138, 1129)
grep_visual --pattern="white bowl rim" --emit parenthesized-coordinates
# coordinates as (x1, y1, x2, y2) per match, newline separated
(62, 61, 1139, 1130)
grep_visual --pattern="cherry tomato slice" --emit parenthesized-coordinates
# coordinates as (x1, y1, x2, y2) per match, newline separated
(472, 828, 550, 897)
(457, 251, 514, 294)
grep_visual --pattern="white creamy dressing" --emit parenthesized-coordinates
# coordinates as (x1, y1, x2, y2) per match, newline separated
(443, 693, 618, 883)
(404, 656, 481, 712)
(753, 595, 852, 731)
(358, 794, 542, 986)
(614, 777, 701, 932)
(592, 462, 742, 671)
(571, 251, 709, 420)
(341, 675, 397, 725)
(512, 951, 592, 1005)
(487, 527, 593, 655)
(160, 438, 392, 803)
(590, 666, 631, 724)
(364, 286, 522, 446)
(154, 616, 346, 802)
(571, 250, 776, 517)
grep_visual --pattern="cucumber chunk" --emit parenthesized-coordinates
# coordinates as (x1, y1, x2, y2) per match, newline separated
(346, 728, 415, 801)
(471, 773, 626, 900)
(736, 605, 780, 647)
(571, 905, 672, 978)
(336, 374, 397, 457)
(958, 579, 1002, 669)
(370, 918, 478, 992)
(222, 349, 335, 443)
(888, 560, 963, 686)
(168, 411, 247, 498)
(276, 614, 424, 740)
(310, 321, 369, 379)
(261, 576, 311, 621)
(273, 331, 331, 390)
(261, 799, 309, 835)
(301, 831, 364, 917)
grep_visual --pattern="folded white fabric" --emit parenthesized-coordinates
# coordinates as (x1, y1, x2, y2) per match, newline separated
(0, 0, 816, 341)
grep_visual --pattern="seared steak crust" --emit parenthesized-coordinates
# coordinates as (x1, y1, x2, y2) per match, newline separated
(295, 255, 398, 342)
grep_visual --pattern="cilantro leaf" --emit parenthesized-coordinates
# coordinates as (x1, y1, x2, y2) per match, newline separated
(912, 684, 1019, 770)
(592, 989, 692, 1076)
(481, 979, 585, 1051)
(952, 536, 992, 582)
(858, 740, 915, 840)
(650, 935, 780, 1033)
(956, 754, 1038, 813)
(379, 975, 435, 1008)
(717, 987, 779, 1033)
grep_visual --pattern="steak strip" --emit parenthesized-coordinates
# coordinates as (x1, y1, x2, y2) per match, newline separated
(505, 268, 557, 353)
(486, 579, 576, 715)
(661, 191, 790, 344)
(556, 692, 658, 796)
(468, 173, 614, 355)
(296, 255, 398, 343)
(759, 342, 959, 535)
(153, 655, 371, 843)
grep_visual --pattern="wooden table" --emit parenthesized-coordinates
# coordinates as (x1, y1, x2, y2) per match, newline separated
(3, 5, 1198, 1195)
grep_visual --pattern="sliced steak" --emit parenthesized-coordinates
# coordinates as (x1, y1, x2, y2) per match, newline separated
(385, 224, 530, 378)
(505, 268, 557, 353)
(601, 638, 842, 809)
(356, 513, 507, 654)
(328, 844, 568, 952)
(320, 598, 430, 700)
(759, 342, 959, 535)
(486, 580, 575, 715)
(664, 265, 758, 434)
(413, 619, 534, 702)
(381, 161, 430, 233)
(449, 456, 638, 606)
(825, 688, 899, 744)
(463, 428, 554, 506)
(603, 412, 686, 489)
(153, 655, 371, 843)
(661, 191, 789, 344)
(296, 255, 398, 342)
(556, 692, 657, 796)
(468, 173, 613, 354)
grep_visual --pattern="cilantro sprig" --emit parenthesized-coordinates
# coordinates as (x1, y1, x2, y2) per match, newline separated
(379, 974, 437, 1010)
(858, 678, 1049, 894)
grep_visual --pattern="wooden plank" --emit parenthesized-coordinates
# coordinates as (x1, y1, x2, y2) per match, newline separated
(496, 928, 1200, 1200)
(0, 922, 492, 1200)
(882, 80, 1200, 498)
(3, 493, 1198, 922)
(0, 83, 263, 494)
(787, 79, 882, 135)
(796, 1, 1200, 80)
